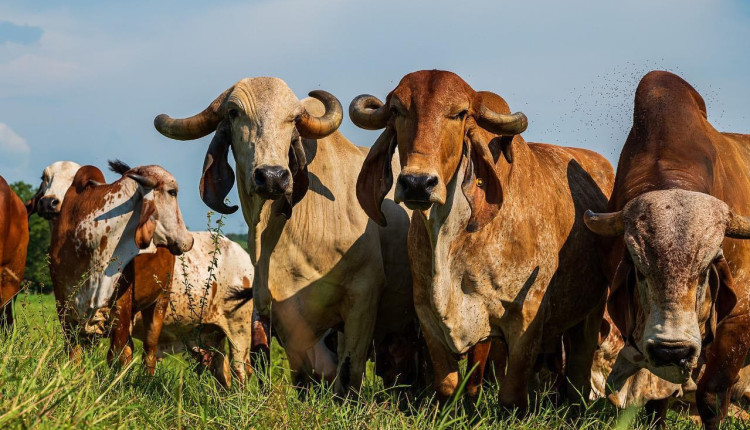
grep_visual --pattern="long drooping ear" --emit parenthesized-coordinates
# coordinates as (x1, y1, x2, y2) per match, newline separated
(607, 257, 636, 340)
(461, 122, 504, 232)
(279, 131, 309, 219)
(135, 199, 156, 249)
(356, 126, 396, 226)
(713, 256, 739, 323)
(25, 185, 44, 217)
(199, 120, 238, 214)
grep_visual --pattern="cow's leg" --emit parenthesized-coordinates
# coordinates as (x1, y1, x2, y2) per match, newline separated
(420, 322, 460, 403)
(499, 329, 542, 415)
(0, 297, 12, 329)
(140, 294, 169, 375)
(287, 346, 315, 396)
(335, 282, 379, 397)
(224, 322, 253, 386)
(697, 313, 750, 430)
(562, 302, 604, 405)
(643, 398, 669, 429)
(108, 292, 134, 366)
(209, 336, 232, 389)
(466, 339, 492, 401)
(251, 311, 271, 377)
(486, 338, 507, 384)
(0, 265, 22, 329)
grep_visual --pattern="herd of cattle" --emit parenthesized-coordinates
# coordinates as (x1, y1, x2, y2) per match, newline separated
(1, 69, 750, 428)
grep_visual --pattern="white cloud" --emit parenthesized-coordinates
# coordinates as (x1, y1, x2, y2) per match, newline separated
(0, 122, 29, 153)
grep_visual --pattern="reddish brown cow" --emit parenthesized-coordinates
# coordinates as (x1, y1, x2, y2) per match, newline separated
(584, 70, 750, 429)
(351, 70, 614, 410)
(0, 176, 28, 328)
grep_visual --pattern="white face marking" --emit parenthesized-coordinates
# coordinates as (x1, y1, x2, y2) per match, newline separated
(36, 161, 82, 217)
(40, 161, 81, 200)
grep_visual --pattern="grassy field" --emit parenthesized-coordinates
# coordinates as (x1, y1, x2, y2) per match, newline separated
(0, 292, 735, 429)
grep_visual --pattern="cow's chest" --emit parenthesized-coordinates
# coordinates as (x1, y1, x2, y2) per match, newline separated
(424, 226, 559, 354)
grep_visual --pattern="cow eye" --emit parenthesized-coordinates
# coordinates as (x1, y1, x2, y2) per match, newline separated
(390, 106, 402, 117)
(452, 110, 468, 120)
(228, 108, 239, 119)
(168, 189, 177, 197)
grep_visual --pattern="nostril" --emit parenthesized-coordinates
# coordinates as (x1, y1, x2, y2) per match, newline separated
(397, 175, 412, 190)
(253, 169, 267, 187)
(424, 175, 438, 191)
(51, 198, 60, 209)
(278, 169, 290, 180)
(398, 174, 437, 198)
(648, 343, 695, 366)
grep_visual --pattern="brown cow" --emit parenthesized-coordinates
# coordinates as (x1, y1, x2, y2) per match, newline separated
(584, 70, 750, 429)
(351, 70, 614, 411)
(0, 176, 28, 328)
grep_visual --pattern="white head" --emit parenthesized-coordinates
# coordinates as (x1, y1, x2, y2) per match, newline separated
(27, 161, 82, 219)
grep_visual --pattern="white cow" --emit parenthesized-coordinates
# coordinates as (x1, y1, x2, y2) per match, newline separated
(155, 78, 416, 394)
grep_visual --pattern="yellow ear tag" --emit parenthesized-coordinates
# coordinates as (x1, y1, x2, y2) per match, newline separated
(476, 178, 484, 188)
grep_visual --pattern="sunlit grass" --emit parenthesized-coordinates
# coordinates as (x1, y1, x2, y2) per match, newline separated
(0, 293, 729, 429)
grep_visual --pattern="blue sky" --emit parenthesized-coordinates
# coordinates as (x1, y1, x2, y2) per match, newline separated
(1, 0, 749, 232)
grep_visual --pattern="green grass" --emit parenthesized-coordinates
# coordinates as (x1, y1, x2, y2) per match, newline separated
(0, 293, 737, 429)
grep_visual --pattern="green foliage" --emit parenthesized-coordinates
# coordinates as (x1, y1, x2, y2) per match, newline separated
(9, 181, 52, 293)
(225, 232, 248, 252)
(0, 293, 726, 430)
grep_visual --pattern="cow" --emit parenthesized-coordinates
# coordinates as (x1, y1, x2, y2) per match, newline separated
(30, 161, 256, 385)
(0, 175, 29, 328)
(48, 162, 194, 365)
(583, 70, 750, 429)
(154, 77, 417, 395)
(350, 70, 614, 411)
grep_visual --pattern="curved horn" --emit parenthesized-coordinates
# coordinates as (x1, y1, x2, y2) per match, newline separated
(726, 211, 750, 239)
(127, 173, 157, 190)
(476, 104, 528, 136)
(584, 209, 624, 237)
(154, 86, 234, 141)
(349, 94, 390, 130)
(295, 90, 343, 139)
